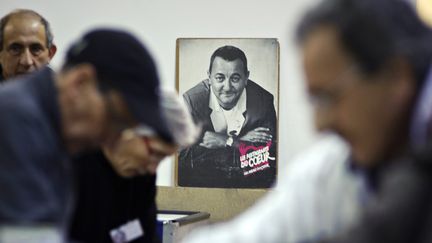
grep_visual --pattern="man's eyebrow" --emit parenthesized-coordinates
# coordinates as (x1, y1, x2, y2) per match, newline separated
(229, 73, 242, 77)
(8, 41, 45, 46)
(30, 42, 45, 47)
(8, 42, 23, 47)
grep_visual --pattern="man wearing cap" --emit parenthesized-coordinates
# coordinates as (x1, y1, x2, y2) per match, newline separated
(0, 29, 174, 241)
(69, 90, 198, 243)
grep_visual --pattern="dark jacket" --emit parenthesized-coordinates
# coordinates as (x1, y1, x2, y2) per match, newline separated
(69, 150, 160, 243)
(0, 65, 4, 83)
(0, 68, 71, 228)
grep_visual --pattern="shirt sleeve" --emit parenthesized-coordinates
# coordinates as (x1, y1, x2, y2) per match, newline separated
(180, 134, 364, 243)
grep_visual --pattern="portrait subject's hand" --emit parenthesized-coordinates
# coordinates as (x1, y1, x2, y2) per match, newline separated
(240, 127, 273, 144)
(199, 131, 227, 149)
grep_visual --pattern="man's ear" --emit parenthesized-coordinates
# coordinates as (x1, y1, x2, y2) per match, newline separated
(48, 44, 57, 60)
(207, 70, 211, 85)
(385, 57, 416, 108)
(245, 70, 250, 85)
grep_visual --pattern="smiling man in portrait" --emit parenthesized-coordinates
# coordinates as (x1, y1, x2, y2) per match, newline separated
(179, 45, 277, 188)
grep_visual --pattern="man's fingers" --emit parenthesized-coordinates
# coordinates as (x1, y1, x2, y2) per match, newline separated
(145, 160, 160, 174)
(199, 142, 211, 148)
(254, 127, 270, 132)
(253, 132, 272, 142)
(247, 132, 273, 143)
(146, 137, 177, 156)
(136, 156, 161, 176)
(256, 132, 272, 137)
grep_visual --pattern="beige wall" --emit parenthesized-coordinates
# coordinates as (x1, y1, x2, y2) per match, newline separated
(156, 186, 269, 222)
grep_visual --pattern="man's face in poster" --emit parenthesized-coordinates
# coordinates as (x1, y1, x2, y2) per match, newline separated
(208, 56, 249, 110)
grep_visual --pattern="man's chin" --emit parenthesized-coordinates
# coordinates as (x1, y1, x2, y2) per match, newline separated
(218, 97, 237, 109)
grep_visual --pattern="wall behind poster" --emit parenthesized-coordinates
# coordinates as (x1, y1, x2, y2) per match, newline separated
(0, 0, 319, 187)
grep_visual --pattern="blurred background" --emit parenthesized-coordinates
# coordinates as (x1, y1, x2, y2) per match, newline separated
(1, 0, 429, 186)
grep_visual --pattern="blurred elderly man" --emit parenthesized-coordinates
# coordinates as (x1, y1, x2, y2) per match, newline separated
(297, 0, 432, 242)
(0, 29, 175, 242)
(69, 90, 198, 243)
(0, 10, 187, 243)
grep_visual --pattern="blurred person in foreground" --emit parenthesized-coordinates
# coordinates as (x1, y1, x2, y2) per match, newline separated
(0, 9, 56, 82)
(296, 0, 432, 242)
(69, 90, 198, 243)
(182, 133, 364, 243)
(182, 0, 432, 242)
(0, 28, 174, 242)
(0, 9, 192, 243)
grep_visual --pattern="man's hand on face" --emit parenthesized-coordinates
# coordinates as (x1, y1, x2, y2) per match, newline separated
(102, 129, 177, 178)
(240, 127, 272, 144)
(143, 136, 178, 174)
(199, 131, 228, 149)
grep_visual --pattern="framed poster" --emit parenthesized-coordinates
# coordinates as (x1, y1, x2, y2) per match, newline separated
(176, 38, 279, 189)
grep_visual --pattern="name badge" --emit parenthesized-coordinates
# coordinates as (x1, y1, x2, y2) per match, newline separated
(110, 219, 144, 243)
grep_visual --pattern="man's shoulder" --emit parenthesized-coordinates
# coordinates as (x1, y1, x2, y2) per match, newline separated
(184, 79, 210, 96)
(0, 79, 35, 110)
(0, 79, 41, 132)
(183, 79, 211, 104)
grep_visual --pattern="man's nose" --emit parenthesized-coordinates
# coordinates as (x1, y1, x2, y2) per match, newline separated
(19, 49, 35, 67)
(222, 79, 233, 91)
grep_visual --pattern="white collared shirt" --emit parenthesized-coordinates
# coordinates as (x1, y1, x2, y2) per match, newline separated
(181, 134, 367, 243)
(209, 87, 247, 136)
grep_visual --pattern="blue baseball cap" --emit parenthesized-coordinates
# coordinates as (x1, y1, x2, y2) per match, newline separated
(65, 28, 172, 142)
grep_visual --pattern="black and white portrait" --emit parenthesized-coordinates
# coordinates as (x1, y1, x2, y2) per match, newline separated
(177, 38, 279, 188)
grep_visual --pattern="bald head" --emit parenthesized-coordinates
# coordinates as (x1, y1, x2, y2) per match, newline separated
(0, 9, 56, 80)
(0, 9, 54, 51)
